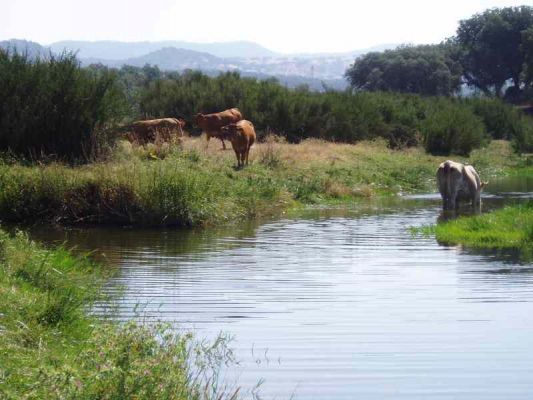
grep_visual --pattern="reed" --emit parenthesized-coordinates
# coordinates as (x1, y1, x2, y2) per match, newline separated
(0, 230, 241, 399)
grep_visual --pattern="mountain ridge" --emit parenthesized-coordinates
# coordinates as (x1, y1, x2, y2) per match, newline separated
(1, 38, 400, 90)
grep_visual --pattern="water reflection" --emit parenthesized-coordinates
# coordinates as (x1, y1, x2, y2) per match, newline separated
(26, 177, 533, 400)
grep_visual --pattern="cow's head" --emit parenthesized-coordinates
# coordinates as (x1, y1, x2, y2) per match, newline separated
(221, 123, 238, 140)
(481, 181, 489, 189)
(176, 118, 186, 128)
(194, 113, 205, 127)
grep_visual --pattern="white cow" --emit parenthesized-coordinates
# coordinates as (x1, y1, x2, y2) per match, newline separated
(436, 160, 487, 210)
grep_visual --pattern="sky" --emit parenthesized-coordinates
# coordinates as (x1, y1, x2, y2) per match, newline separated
(1, 0, 530, 54)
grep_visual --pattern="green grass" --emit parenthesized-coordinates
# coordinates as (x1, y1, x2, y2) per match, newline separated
(0, 138, 527, 227)
(0, 230, 240, 399)
(414, 202, 533, 254)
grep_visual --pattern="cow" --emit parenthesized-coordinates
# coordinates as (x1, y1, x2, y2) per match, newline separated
(221, 120, 256, 168)
(194, 108, 243, 150)
(436, 160, 487, 210)
(127, 118, 186, 144)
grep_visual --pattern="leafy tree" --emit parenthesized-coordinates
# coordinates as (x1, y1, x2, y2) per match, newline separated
(345, 44, 462, 96)
(455, 6, 533, 99)
(522, 27, 533, 94)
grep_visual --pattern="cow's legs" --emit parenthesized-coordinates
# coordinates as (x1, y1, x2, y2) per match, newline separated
(449, 191, 458, 210)
(472, 192, 481, 209)
(220, 138, 226, 150)
(233, 149, 240, 167)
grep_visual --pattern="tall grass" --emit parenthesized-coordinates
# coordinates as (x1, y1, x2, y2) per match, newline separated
(0, 138, 522, 227)
(0, 230, 241, 399)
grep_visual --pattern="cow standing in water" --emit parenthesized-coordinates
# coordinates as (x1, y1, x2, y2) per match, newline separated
(194, 108, 243, 150)
(436, 160, 487, 210)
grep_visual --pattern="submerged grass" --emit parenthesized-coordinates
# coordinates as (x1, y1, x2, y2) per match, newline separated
(412, 202, 533, 261)
(0, 138, 526, 227)
(0, 229, 241, 399)
(432, 202, 533, 251)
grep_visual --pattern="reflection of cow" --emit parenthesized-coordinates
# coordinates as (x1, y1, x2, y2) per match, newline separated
(437, 160, 487, 210)
(127, 118, 185, 144)
(221, 120, 256, 168)
(194, 108, 243, 150)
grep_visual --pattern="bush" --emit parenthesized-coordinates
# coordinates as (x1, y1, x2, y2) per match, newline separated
(0, 50, 126, 161)
(468, 98, 524, 140)
(512, 117, 533, 153)
(421, 99, 487, 156)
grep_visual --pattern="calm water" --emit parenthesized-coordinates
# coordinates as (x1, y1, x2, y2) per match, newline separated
(30, 177, 533, 399)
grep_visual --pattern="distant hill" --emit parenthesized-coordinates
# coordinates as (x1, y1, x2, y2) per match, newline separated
(81, 47, 228, 70)
(49, 39, 399, 61)
(3, 39, 405, 91)
(0, 39, 51, 58)
(50, 40, 278, 60)
(82, 48, 348, 91)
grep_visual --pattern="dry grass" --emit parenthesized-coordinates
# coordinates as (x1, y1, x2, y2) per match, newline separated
(181, 136, 429, 169)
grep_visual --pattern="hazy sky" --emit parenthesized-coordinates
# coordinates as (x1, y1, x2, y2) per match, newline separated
(1, 0, 529, 53)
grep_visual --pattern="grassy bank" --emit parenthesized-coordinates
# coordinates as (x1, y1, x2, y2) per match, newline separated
(0, 138, 527, 227)
(427, 203, 533, 252)
(0, 230, 239, 399)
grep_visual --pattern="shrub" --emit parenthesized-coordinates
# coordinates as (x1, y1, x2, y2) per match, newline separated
(421, 99, 487, 156)
(468, 98, 524, 140)
(512, 116, 533, 153)
(0, 50, 126, 161)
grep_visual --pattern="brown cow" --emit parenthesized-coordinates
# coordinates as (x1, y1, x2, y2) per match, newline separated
(127, 118, 185, 144)
(436, 160, 487, 210)
(221, 120, 256, 168)
(194, 108, 243, 150)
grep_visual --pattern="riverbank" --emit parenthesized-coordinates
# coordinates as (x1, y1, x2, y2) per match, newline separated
(0, 229, 238, 399)
(0, 138, 529, 227)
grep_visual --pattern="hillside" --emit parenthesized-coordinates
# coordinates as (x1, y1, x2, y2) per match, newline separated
(50, 39, 397, 81)
(0, 39, 51, 59)
(50, 39, 278, 59)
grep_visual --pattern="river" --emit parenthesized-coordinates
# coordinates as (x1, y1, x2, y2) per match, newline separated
(29, 176, 533, 399)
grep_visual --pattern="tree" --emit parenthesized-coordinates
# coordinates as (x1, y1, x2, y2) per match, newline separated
(455, 6, 533, 99)
(345, 44, 462, 96)
(522, 27, 533, 93)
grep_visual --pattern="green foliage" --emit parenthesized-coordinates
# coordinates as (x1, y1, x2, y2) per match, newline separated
(455, 6, 533, 99)
(345, 44, 463, 96)
(433, 202, 533, 252)
(0, 230, 240, 399)
(0, 139, 521, 227)
(468, 98, 524, 139)
(522, 27, 533, 99)
(421, 99, 487, 156)
(129, 68, 533, 153)
(0, 50, 127, 161)
(511, 116, 533, 153)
